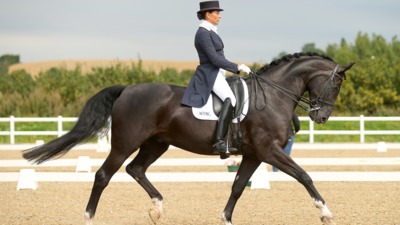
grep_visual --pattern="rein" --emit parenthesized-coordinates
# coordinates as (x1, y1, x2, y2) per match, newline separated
(249, 65, 341, 112)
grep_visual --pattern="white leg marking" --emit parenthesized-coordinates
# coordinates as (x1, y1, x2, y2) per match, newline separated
(221, 212, 233, 225)
(83, 212, 93, 225)
(153, 198, 164, 214)
(149, 198, 163, 224)
(313, 199, 336, 225)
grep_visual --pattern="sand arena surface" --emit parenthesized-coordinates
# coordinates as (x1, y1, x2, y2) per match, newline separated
(0, 148, 399, 225)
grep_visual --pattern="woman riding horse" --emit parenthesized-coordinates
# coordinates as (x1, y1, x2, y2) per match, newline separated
(181, 1, 252, 158)
(23, 52, 354, 225)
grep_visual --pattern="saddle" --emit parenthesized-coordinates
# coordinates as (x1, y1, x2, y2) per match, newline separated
(191, 75, 249, 154)
(192, 76, 249, 123)
(212, 75, 246, 119)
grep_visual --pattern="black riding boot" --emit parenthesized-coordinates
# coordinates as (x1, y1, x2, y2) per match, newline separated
(213, 98, 237, 157)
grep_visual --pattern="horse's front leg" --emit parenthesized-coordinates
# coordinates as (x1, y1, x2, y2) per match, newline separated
(268, 144, 335, 225)
(221, 155, 261, 225)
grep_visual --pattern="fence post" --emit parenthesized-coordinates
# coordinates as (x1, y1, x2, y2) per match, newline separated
(10, 115, 15, 144)
(309, 117, 314, 143)
(57, 115, 63, 137)
(360, 115, 365, 143)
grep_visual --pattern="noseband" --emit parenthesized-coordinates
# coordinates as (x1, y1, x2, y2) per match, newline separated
(250, 64, 343, 112)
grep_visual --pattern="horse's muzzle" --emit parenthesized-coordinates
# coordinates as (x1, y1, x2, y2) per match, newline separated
(308, 110, 329, 124)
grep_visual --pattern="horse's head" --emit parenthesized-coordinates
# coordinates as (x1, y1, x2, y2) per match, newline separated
(307, 62, 354, 123)
(253, 53, 355, 124)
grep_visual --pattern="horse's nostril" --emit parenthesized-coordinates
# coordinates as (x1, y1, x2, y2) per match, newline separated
(321, 117, 328, 123)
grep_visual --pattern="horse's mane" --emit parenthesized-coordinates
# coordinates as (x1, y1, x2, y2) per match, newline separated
(257, 52, 334, 74)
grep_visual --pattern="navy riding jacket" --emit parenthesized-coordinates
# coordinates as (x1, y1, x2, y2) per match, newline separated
(181, 27, 239, 107)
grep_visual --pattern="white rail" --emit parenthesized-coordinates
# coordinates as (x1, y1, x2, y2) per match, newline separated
(0, 115, 399, 144)
(2, 156, 400, 182)
(1, 143, 400, 151)
(1, 157, 400, 168)
(0, 116, 77, 144)
(3, 171, 400, 182)
(297, 115, 400, 143)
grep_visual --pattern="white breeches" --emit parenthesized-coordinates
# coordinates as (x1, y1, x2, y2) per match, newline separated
(212, 69, 237, 107)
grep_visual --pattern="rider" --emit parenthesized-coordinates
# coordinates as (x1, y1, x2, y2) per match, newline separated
(181, 1, 251, 157)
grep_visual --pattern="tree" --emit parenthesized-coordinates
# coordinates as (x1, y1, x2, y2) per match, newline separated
(326, 32, 399, 115)
(2, 32, 398, 117)
(301, 43, 325, 55)
(0, 54, 20, 75)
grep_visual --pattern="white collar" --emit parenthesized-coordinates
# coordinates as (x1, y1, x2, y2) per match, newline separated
(199, 20, 218, 33)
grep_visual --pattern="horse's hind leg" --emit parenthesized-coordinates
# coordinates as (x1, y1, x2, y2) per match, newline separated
(267, 145, 335, 225)
(125, 138, 169, 224)
(84, 146, 138, 225)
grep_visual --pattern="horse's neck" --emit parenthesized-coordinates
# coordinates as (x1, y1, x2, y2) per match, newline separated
(271, 67, 308, 97)
(254, 65, 309, 113)
(255, 57, 335, 114)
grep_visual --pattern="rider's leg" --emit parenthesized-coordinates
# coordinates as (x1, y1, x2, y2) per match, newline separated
(213, 98, 237, 153)
(212, 70, 237, 107)
(212, 70, 237, 155)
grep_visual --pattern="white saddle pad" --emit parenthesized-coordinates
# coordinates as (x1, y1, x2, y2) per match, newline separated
(192, 78, 249, 123)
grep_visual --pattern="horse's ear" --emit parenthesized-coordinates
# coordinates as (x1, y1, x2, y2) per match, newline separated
(339, 62, 355, 73)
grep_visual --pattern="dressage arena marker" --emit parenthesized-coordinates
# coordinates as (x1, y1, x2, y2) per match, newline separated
(96, 136, 110, 152)
(17, 169, 38, 190)
(377, 141, 387, 152)
(250, 163, 270, 189)
(75, 156, 92, 172)
(35, 140, 44, 146)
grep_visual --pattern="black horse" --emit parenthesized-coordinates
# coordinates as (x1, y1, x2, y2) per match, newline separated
(23, 53, 354, 225)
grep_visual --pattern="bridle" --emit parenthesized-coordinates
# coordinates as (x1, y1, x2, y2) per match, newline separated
(249, 64, 343, 112)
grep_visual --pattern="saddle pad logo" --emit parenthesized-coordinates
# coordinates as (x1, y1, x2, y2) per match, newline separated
(192, 78, 249, 123)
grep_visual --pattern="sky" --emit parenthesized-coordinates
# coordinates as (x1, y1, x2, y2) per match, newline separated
(0, 0, 399, 64)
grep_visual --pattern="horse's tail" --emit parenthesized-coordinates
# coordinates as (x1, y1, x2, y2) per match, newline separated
(23, 85, 126, 164)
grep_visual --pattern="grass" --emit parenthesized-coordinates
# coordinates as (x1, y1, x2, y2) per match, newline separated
(0, 121, 76, 143)
(296, 119, 400, 143)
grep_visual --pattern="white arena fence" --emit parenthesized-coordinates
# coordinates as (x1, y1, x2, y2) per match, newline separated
(0, 116, 399, 185)
(0, 115, 399, 144)
(1, 155, 400, 184)
(1, 145, 400, 184)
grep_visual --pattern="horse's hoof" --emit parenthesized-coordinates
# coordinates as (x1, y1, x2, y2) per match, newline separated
(221, 212, 233, 225)
(321, 216, 336, 225)
(83, 212, 93, 225)
(149, 198, 163, 225)
(149, 207, 161, 224)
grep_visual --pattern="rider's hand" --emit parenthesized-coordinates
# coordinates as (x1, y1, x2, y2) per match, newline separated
(238, 64, 251, 74)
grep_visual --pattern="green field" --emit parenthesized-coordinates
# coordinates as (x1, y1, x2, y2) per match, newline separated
(0, 117, 399, 144)
(0, 121, 76, 144)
